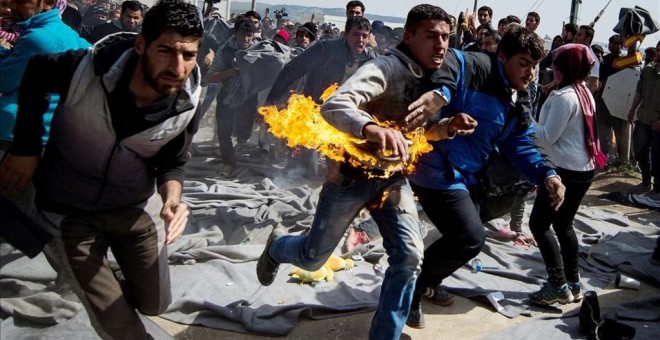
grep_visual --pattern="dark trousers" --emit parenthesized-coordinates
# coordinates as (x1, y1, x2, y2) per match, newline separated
(529, 168, 594, 284)
(215, 100, 257, 166)
(633, 122, 660, 191)
(596, 97, 624, 160)
(43, 195, 170, 340)
(410, 184, 486, 307)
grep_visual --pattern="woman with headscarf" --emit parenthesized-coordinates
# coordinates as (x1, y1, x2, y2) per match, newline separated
(528, 43, 607, 306)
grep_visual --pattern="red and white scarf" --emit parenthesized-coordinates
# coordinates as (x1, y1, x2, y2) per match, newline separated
(551, 43, 608, 169)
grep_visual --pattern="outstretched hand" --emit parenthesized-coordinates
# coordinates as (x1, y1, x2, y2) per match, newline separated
(513, 235, 537, 247)
(449, 113, 478, 136)
(405, 91, 447, 131)
(160, 201, 189, 245)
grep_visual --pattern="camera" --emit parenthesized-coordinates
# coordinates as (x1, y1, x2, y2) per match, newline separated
(274, 7, 288, 20)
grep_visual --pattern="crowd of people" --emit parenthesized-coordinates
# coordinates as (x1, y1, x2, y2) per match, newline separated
(0, 0, 658, 339)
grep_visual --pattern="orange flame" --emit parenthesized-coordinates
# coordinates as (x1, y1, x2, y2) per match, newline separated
(258, 84, 433, 177)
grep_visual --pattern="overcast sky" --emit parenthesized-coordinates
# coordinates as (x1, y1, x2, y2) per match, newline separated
(251, 0, 660, 48)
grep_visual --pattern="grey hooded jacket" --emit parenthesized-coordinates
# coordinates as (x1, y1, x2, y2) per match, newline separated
(11, 33, 202, 213)
(321, 46, 435, 138)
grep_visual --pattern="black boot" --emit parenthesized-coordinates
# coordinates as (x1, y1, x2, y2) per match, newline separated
(596, 318, 636, 340)
(579, 290, 601, 337)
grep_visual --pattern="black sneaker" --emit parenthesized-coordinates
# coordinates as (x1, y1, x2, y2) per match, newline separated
(424, 285, 456, 306)
(406, 305, 426, 329)
(529, 282, 574, 306)
(256, 228, 286, 286)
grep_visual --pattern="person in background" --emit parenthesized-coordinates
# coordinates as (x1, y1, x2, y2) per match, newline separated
(294, 22, 316, 49)
(0, 1, 203, 337)
(506, 15, 521, 24)
(627, 41, 660, 196)
(644, 46, 657, 66)
(478, 27, 500, 53)
(529, 43, 604, 305)
(573, 25, 599, 93)
(206, 18, 257, 177)
(345, 0, 363, 18)
(79, 0, 143, 44)
(497, 17, 508, 35)
(264, 16, 377, 178)
(591, 44, 604, 64)
(0, 0, 17, 45)
(273, 29, 288, 45)
(61, 0, 83, 29)
(244, 10, 262, 40)
(477, 5, 493, 26)
(551, 35, 564, 50)
(525, 11, 540, 32)
(596, 34, 625, 165)
(0, 0, 90, 216)
(81, 3, 108, 26)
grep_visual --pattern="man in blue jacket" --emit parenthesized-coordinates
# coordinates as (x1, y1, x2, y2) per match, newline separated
(404, 25, 566, 327)
(0, 0, 90, 215)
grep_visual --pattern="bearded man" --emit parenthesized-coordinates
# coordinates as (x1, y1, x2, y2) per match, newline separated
(0, 0, 203, 338)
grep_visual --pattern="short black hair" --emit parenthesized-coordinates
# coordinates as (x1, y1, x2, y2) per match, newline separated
(564, 23, 578, 35)
(579, 25, 595, 43)
(404, 4, 451, 34)
(608, 34, 621, 43)
(344, 16, 370, 33)
(346, 1, 364, 13)
(476, 23, 491, 32)
(141, 0, 203, 47)
(527, 12, 540, 23)
(478, 6, 492, 18)
(483, 28, 501, 43)
(121, 0, 143, 14)
(497, 24, 544, 60)
(244, 10, 260, 20)
(591, 44, 604, 56)
(506, 15, 521, 24)
(233, 18, 257, 34)
(498, 18, 508, 26)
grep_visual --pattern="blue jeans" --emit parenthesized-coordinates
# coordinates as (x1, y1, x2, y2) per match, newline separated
(269, 170, 424, 340)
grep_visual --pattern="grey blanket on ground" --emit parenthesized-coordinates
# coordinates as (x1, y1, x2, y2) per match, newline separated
(2, 148, 659, 337)
(486, 295, 660, 339)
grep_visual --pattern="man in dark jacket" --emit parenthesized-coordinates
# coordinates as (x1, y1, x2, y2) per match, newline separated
(205, 18, 257, 176)
(0, 1, 203, 338)
(79, 0, 143, 44)
(265, 16, 377, 177)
